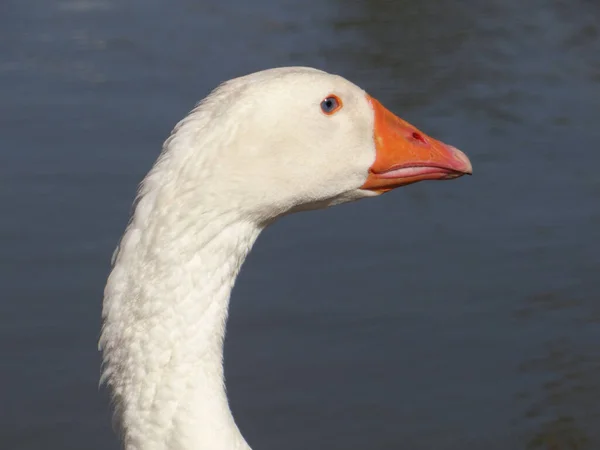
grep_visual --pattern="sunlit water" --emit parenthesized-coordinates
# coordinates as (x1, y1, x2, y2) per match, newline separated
(2, 0, 600, 449)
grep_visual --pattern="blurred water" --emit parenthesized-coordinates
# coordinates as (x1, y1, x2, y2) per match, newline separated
(1, 0, 600, 449)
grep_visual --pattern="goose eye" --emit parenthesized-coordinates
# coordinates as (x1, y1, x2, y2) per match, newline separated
(320, 95, 342, 115)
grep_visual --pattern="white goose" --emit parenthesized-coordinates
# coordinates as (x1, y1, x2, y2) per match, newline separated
(100, 67, 472, 450)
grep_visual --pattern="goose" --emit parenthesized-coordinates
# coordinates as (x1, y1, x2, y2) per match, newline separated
(100, 66, 472, 450)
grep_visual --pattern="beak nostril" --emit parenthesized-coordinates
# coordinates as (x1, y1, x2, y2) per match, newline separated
(411, 131, 427, 144)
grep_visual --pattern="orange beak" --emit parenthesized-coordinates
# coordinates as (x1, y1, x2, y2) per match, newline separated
(361, 95, 472, 193)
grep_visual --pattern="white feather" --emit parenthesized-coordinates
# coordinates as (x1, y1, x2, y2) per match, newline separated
(100, 67, 379, 450)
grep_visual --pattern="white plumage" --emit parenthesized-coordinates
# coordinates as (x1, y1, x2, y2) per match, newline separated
(100, 67, 471, 450)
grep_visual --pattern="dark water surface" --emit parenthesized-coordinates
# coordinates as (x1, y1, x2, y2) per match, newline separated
(2, 0, 600, 449)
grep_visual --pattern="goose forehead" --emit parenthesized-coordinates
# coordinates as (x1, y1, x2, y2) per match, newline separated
(231, 70, 363, 100)
(287, 73, 362, 96)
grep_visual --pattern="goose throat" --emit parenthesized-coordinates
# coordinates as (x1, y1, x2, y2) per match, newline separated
(101, 208, 261, 450)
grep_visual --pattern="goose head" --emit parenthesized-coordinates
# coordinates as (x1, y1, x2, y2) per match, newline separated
(154, 66, 472, 223)
(102, 67, 473, 450)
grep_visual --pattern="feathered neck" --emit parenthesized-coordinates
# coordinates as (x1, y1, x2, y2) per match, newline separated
(100, 107, 262, 449)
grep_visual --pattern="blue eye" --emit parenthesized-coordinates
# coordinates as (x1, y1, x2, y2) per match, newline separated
(320, 95, 342, 115)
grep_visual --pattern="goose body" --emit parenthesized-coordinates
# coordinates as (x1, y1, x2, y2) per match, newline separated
(100, 67, 472, 450)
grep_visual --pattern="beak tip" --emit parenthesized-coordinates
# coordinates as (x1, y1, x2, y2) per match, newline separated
(449, 146, 473, 175)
